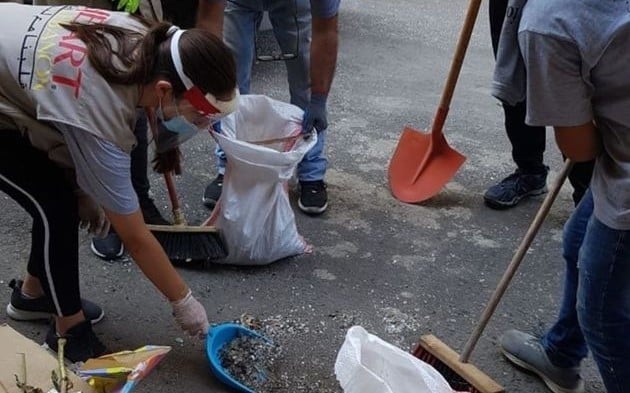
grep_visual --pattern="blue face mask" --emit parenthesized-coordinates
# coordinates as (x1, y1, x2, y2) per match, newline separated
(157, 106, 200, 134)
(155, 105, 200, 153)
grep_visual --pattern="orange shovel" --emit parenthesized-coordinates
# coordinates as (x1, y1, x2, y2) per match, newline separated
(389, 0, 482, 203)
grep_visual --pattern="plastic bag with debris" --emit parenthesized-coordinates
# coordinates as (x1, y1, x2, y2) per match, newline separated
(335, 326, 456, 393)
(209, 94, 315, 265)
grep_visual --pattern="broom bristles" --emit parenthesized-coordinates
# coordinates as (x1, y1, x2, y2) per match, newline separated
(412, 335, 504, 393)
(148, 225, 227, 264)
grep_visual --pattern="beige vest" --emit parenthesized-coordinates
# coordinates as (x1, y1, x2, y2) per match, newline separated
(0, 4, 148, 168)
(31, 0, 163, 22)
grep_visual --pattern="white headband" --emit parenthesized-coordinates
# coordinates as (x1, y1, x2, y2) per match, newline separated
(166, 25, 180, 37)
(168, 29, 239, 115)
(169, 29, 194, 90)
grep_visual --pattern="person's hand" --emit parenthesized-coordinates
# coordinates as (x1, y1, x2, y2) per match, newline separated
(77, 193, 110, 238)
(115, 0, 140, 13)
(171, 290, 210, 339)
(302, 93, 328, 134)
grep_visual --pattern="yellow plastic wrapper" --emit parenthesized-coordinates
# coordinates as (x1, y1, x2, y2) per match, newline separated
(78, 346, 171, 393)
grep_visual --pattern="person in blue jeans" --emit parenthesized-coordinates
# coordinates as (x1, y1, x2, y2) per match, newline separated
(499, 1, 630, 392)
(199, 0, 340, 215)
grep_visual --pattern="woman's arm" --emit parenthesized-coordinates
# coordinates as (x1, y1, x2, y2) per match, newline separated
(105, 208, 189, 301)
(56, 123, 189, 301)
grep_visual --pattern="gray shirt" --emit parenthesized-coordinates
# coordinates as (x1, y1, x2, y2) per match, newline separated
(57, 122, 139, 215)
(519, 0, 630, 230)
(491, 0, 527, 106)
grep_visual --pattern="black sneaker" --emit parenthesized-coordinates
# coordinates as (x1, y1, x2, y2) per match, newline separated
(203, 174, 224, 209)
(90, 230, 124, 260)
(6, 279, 104, 325)
(484, 168, 548, 209)
(298, 180, 328, 215)
(45, 319, 108, 363)
(140, 197, 170, 226)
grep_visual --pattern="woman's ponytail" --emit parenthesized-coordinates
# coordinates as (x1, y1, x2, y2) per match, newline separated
(60, 20, 175, 86)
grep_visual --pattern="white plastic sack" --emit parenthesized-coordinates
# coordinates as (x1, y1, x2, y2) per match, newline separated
(209, 95, 316, 265)
(335, 326, 455, 393)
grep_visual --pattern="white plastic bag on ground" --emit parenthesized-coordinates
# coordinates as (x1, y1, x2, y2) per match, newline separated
(335, 326, 456, 393)
(209, 95, 316, 265)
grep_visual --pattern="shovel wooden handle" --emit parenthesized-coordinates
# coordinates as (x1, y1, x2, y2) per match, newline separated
(459, 160, 574, 362)
(431, 0, 483, 136)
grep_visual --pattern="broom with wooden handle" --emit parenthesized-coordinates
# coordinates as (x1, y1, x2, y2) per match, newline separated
(413, 160, 573, 393)
(145, 109, 227, 264)
(147, 170, 227, 263)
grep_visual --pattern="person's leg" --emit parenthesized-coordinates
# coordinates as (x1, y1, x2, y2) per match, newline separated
(490, 0, 546, 171)
(489, 0, 506, 57)
(485, 0, 548, 209)
(268, 0, 329, 177)
(0, 132, 82, 321)
(131, 111, 169, 224)
(567, 160, 594, 206)
(204, 2, 261, 208)
(266, 0, 327, 213)
(131, 111, 150, 201)
(576, 210, 630, 392)
(267, 0, 311, 110)
(0, 131, 106, 362)
(503, 101, 547, 174)
(224, 0, 260, 95)
(501, 191, 593, 393)
(541, 191, 592, 366)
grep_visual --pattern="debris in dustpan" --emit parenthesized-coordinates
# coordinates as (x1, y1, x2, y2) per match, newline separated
(219, 333, 281, 392)
(212, 313, 345, 393)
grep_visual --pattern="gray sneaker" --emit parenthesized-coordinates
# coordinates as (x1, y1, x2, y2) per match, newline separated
(501, 329, 584, 393)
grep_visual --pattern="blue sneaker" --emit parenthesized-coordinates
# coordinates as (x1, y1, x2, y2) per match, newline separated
(484, 168, 548, 209)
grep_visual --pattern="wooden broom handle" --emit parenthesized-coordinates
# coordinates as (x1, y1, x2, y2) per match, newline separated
(459, 160, 574, 362)
(145, 108, 186, 225)
(431, 0, 483, 138)
(163, 171, 180, 211)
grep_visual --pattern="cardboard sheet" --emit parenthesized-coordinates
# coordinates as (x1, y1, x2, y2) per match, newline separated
(0, 324, 95, 393)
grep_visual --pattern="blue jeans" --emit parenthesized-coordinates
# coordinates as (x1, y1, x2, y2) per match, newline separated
(542, 190, 630, 392)
(215, 0, 328, 181)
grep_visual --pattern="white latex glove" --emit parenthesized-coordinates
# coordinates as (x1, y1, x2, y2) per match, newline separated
(77, 193, 110, 238)
(171, 290, 210, 339)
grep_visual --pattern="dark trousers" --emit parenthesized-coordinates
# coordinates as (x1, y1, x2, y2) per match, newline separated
(131, 110, 150, 204)
(488, 0, 594, 205)
(0, 131, 81, 317)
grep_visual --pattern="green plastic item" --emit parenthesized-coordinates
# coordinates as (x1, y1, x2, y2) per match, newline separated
(115, 0, 140, 14)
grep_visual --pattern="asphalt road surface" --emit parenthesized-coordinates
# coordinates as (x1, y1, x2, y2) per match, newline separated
(0, 1, 604, 392)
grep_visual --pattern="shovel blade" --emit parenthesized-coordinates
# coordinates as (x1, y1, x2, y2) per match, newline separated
(389, 126, 466, 203)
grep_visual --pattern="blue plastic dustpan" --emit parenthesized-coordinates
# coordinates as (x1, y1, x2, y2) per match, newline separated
(206, 322, 272, 393)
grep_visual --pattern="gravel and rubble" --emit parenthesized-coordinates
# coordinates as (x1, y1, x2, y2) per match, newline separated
(219, 314, 344, 392)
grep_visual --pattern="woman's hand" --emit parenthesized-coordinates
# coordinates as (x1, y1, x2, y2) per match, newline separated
(171, 290, 210, 338)
(77, 193, 110, 237)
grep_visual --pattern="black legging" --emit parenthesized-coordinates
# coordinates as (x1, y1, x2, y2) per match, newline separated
(489, 0, 594, 205)
(0, 130, 81, 317)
